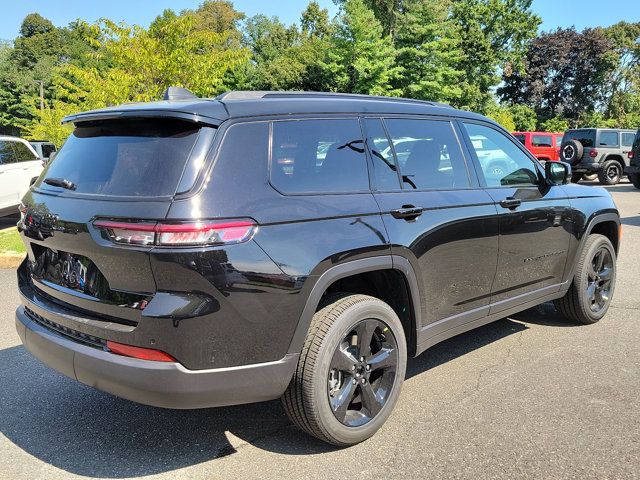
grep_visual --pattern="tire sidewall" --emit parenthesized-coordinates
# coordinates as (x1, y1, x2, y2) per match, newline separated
(599, 160, 623, 185)
(575, 236, 617, 323)
(311, 299, 407, 445)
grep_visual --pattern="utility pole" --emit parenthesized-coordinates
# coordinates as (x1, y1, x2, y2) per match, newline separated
(39, 80, 44, 111)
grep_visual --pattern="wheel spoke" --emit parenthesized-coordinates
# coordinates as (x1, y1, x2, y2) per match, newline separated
(368, 347, 395, 372)
(599, 266, 613, 281)
(355, 320, 376, 358)
(595, 250, 605, 272)
(331, 346, 357, 373)
(586, 282, 597, 301)
(359, 382, 383, 417)
(330, 376, 356, 422)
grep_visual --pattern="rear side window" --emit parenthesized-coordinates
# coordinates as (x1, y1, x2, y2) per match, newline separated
(621, 132, 635, 147)
(599, 131, 618, 147)
(532, 135, 552, 147)
(555, 135, 563, 146)
(40, 120, 200, 197)
(363, 118, 400, 191)
(563, 130, 595, 148)
(384, 119, 470, 190)
(41, 143, 57, 158)
(270, 119, 369, 194)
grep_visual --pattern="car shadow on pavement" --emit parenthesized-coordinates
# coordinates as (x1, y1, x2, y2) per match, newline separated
(621, 215, 640, 227)
(0, 307, 559, 478)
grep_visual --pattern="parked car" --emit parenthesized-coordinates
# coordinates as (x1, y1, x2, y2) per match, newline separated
(512, 131, 564, 161)
(624, 129, 640, 189)
(15, 89, 620, 446)
(0, 136, 43, 217)
(560, 128, 636, 185)
(29, 140, 57, 161)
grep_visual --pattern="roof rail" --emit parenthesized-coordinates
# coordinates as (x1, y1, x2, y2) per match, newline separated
(163, 86, 198, 101)
(215, 90, 451, 108)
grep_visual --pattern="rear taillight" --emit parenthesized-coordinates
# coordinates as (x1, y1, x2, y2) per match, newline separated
(106, 341, 176, 362)
(589, 149, 598, 158)
(94, 219, 257, 247)
(629, 151, 634, 159)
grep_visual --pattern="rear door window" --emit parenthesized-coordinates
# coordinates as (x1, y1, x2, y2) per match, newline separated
(0, 140, 16, 165)
(41, 143, 57, 158)
(39, 119, 201, 197)
(532, 135, 553, 147)
(363, 118, 400, 191)
(555, 135, 563, 146)
(383, 118, 470, 190)
(270, 118, 369, 194)
(599, 131, 619, 147)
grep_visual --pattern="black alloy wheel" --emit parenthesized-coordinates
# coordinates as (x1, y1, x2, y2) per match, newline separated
(327, 318, 398, 427)
(586, 247, 614, 314)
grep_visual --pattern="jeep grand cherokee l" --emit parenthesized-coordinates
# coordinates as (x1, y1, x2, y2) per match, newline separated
(15, 89, 620, 446)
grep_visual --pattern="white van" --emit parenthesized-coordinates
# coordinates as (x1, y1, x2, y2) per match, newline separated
(0, 136, 43, 216)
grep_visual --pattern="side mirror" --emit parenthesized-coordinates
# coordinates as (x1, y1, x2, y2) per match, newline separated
(545, 161, 570, 185)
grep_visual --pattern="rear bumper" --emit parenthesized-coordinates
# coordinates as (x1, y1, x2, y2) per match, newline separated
(571, 161, 602, 172)
(16, 306, 298, 409)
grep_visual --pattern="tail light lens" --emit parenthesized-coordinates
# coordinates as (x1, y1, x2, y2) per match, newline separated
(106, 341, 176, 362)
(589, 149, 598, 158)
(629, 151, 634, 159)
(94, 219, 257, 247)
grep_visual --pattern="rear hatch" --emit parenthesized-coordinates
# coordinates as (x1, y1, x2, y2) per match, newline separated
(563, 129, 596, 159)
(19, 117, 217, 326)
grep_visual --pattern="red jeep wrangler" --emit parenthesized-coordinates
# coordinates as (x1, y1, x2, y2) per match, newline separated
(513, 131, 564, 161)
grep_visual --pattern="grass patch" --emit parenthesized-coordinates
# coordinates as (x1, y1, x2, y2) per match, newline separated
(0, 227, 25, 254)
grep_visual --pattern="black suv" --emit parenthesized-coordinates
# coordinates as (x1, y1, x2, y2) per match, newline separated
(560, 128, 636, 185)
(15, 90, 620, 446)
(624, 129, 640, 189)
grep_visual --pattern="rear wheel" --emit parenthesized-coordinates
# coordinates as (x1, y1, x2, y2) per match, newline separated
(629, 173, 640, 189)
(282, 293, 407, 446)
(554, 234, 616, 324)
(598, 160, 623, 185)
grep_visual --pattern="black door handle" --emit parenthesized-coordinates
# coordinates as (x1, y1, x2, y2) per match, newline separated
(391, 205, 423, 220)
(499, 197, 522, 210)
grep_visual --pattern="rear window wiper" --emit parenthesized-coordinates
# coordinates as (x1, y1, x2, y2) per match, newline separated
(43, 177, 77, 191)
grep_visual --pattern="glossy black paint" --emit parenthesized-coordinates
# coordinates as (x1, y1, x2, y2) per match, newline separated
(16, 94, 620, 383)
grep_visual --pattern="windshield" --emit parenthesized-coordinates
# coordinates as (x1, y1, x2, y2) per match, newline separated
(39, 119, 200, 197)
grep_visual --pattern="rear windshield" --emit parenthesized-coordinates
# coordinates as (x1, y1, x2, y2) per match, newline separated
(40, 120, 200, 197)
(563, 130, 595, 148)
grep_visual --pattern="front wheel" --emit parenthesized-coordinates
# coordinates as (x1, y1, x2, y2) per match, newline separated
(282, 293, 407, 446)
(598, 160, 623, 185)
(554, 234, 616, 324)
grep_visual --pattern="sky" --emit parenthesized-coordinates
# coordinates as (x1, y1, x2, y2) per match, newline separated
(0, 0, 638, 41)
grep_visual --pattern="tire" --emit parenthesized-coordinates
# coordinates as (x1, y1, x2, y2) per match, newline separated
(560, 139, 583, 164)
(570, 173, 583, 183)
(554, 234, 616, 324)
(597, 159, 623, 185)
(282, 293, 407, 446)
(629, 173, 640, 189)
(582, 173, 598, 181)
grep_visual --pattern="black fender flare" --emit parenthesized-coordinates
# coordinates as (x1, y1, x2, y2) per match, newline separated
(287, 255, 422, 356)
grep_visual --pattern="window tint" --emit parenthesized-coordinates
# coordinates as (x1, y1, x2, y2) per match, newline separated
(563, 130, 595, 148)
(532, 135, 552, 147)
(621, 132, 635, 147)
(363, 118, 400, 190)
(464, 123, 539, 187)
(270, 119, 369, 193)
(383, 119, 469, 190)
(0, 141, 15, 165)
(599, 131, 618, 147)
(513, 134, 526, 145)
(11, 141, 37, 162)
(41, 119, 200, 196)
(41, 144, 56, 158)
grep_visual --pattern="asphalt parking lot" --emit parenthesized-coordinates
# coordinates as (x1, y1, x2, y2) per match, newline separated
(0, 182, 638, 480)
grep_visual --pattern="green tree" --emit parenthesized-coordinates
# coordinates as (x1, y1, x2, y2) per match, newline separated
(508, 104, 537, 131)
(393, 0, 463, 103)
(326, 0, 400, 95)
(540, 116, 569, 132)
(486, 104, 516, 130)
(451, 0, 541, 111)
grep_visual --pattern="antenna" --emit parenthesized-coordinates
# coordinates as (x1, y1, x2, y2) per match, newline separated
(162, 87, 198, 101)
